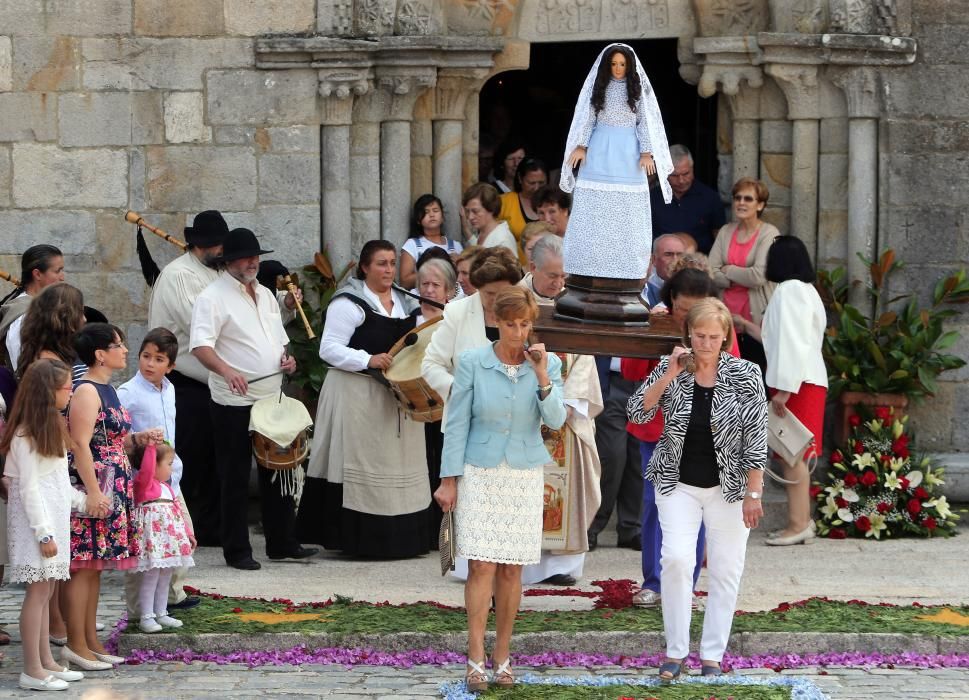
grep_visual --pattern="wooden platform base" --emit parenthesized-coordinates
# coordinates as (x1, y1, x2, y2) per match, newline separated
(533, 305, 682, 359)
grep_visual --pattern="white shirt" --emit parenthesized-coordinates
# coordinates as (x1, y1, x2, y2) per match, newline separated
(118, 372, 183, 494)
(401, 236, 463, 262)
(6, 434, 85, 540)
(5, 292, 29, 372)
(761, 279, 829, 393)
(476, 221, 518, 257)
(148, 252, 220, 384)
(190, 274, 290, 406)
(319, 286, 409, 372)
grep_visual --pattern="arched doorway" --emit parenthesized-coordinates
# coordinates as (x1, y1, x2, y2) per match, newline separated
(478, 39, 718, 188)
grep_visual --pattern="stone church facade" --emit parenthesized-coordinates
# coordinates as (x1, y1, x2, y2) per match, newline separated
(0, 0, 966, 456)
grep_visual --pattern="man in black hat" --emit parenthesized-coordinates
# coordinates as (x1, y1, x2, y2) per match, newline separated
(189, 228, 315, 570)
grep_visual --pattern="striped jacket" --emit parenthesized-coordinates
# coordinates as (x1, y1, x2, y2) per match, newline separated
(627, 353, 768, 503)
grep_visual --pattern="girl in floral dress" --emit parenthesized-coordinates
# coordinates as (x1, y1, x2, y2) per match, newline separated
(63, 323, 163, 671)
(131, 442, 195, 633)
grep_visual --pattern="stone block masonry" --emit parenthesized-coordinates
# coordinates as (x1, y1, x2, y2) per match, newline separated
(12, 144, 127, 208)
(146, 145, 258, 212)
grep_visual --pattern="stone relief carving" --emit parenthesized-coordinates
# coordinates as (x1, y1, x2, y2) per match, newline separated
(829, 0, 898, 35)
(444, 0, 518, 37)
(355, 0, 397, 35)
(769, 0, 828, 33)
(532, 0, 670, 36)
(395, 0, 444, 34)
(692, 0, 769, 37)
(319, 0, 354, 35)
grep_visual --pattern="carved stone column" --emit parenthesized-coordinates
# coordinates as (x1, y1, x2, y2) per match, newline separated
(432, 70, 487, 240)
(765, 63, 821, 258)
(377, 68, 436, 250)
(351, 77, 383, 253)
(319, 70, 370, 272)
(830, 65, 880, 307)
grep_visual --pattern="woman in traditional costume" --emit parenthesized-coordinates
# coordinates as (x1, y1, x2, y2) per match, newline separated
(561, 43, 674, 281)
(298, 240, 430, 558)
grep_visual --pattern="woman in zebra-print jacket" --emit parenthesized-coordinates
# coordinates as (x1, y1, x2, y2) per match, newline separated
(627, 298, 767, 681)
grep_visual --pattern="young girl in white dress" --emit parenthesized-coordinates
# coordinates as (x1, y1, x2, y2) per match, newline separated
(1, 359, 90, 691)
(131, 442, 195, 633)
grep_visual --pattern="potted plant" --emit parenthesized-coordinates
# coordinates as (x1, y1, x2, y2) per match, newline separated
(818, 249, 969, 442)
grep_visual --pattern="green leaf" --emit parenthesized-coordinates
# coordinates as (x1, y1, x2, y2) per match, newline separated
(935, 330, 961, 351)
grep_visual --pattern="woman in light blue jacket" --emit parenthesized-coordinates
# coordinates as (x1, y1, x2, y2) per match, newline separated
(434, 286, 565, 692)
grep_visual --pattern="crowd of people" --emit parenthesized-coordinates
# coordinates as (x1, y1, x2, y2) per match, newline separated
(0, 48, 829, 688)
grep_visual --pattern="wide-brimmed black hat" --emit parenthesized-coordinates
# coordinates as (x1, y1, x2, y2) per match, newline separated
(184, 210, 229, 248)
(219, 228, 273, 262)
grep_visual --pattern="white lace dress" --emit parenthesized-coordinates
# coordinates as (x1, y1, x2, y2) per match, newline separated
(5, 434, 84, 584)
(454, 363, 545, 566)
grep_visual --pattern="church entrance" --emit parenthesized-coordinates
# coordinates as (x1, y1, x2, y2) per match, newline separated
(478, 39, 719, 189)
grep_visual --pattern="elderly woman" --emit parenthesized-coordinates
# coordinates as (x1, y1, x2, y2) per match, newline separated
(627, 298, 767, 679)
(520, 221, 557, 265)
(422, 247, 522, 406)
(454, 246, 481, 298)
(434, 286, 565, 691)
(736, 236, 827, 546)
(463, 183, 518, 257)
(708, 178, 778, 369)
(65, 323, 164, 671)
(298, 240, 430, 558)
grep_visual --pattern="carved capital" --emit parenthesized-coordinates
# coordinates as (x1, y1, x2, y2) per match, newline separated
(699, 65, 763, 99)
(828, 65, 880, 118)
(376, 67, 437, 121)
(433, 69, 488, 121)
(318, 70, 372, 125)
(765, 63, 820, 120)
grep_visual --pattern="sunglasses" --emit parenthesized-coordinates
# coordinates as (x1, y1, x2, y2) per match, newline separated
(733, 194, 757, 203)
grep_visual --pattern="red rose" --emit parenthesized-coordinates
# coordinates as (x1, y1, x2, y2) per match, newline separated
(835, 496, 848, 508)
(831, 450, 845, 464)
(828, 528, 847, 540)
(877, 502, 891, 514)
(860, 470, 878, 487)
(907, 499, 922, 516)
(892, 438, 910, 459)
(874, 406, 892, 421)
(923, 517, 938, 530)
(854, 441, 865, 455)
(855, 516, 872, 532)
(849, 414, 862, 427)
(844, 472, 858, 487)
(880, 454, 892, 464)
(899, 477, 910, 490)
(914, 487, 929, 500)
(810, 485, 822, 500)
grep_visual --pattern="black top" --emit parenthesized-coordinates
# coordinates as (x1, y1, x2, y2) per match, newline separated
(485, 325, 499, 342)
(677, 382, 719, 488)
(340, 293, 416, 357)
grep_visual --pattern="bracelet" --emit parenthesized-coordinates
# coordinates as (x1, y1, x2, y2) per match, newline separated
(538, 383, 552, 393)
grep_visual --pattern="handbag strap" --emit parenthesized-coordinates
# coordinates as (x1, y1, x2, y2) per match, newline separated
(764, 443, 819, 485)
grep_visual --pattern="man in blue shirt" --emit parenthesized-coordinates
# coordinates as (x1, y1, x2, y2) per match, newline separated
(650, 145, 726, 254)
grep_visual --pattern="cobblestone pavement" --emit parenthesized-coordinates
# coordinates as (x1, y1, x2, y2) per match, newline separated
(1, 577, 969, 698)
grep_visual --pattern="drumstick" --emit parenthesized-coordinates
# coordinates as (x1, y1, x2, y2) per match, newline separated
(249, 370, 284, 384)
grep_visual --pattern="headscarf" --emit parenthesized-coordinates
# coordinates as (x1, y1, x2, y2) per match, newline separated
(559, 43, 674, 204)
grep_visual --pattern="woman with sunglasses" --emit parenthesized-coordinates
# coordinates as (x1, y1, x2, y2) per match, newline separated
(708, 178, 778, 370)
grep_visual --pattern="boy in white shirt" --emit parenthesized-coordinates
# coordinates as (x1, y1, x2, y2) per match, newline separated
(118, 328, 199, 617)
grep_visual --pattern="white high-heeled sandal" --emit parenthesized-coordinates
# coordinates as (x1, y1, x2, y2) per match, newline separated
(465, 658, 489, 692)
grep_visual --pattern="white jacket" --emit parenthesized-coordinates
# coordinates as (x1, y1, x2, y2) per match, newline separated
(421, 292, 490, 407)
(761, 279, 828, 393)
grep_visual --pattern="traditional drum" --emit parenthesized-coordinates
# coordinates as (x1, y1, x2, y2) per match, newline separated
(383, 316, 445, 422)
(249, 394, 313, 500)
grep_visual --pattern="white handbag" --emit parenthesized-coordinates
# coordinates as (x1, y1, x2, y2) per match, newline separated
(766, 410, 816, 484)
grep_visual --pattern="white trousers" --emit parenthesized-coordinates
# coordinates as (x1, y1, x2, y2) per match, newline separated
(655, 483, 749, 661)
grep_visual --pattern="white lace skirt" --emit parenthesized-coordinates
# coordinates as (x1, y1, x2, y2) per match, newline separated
(6, 470, 72, 583)
(455, 462, 544, 565)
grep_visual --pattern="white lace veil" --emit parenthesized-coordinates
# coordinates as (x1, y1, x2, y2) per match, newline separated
(559, 43, 674, 204)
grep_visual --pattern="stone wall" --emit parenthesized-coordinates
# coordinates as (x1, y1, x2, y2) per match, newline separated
(0, 0, 322, 359)
(881, 2, 969, 452)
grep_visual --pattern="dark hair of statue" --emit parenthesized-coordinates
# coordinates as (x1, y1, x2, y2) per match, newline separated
(591, 45, 642, 115)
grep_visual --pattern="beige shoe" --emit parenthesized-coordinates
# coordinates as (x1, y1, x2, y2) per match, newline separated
(766, 524, 817, 546)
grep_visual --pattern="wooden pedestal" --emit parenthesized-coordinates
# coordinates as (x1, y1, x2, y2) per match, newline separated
(533, 305, 682, 359)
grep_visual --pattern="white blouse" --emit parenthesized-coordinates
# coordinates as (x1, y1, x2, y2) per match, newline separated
(319, 285, 410, 372)
(5, 434, 85, 541)
(761, 279, 828, 393)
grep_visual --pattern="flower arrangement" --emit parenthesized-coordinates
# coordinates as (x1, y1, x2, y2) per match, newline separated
(813, 406, 958, 539)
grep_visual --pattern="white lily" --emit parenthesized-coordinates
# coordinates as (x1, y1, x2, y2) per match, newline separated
(906, 471, 923, 488)
(837, 508, 855, 522)
(867, 419, 883, 433)
(888, 457, 906, 472)
(866, 513, 888, 539)
(852, 453, 876, 469)
(820, 496, 840, 519)
(925, 496, 952, 519)
(884, 472, 902, 491)
(893, 420, 904, 439)
(842, 488, 860, 503)
(925, 470, 945, 487)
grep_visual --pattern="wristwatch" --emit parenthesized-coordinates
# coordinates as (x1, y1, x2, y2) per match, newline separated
(40, 535, 53, 544)
(746, 491, 762, 500)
